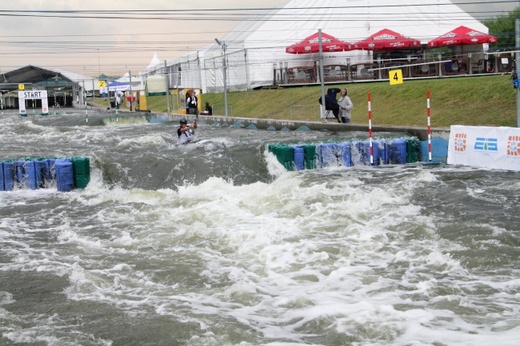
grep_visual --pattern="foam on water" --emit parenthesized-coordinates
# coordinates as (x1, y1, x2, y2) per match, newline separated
(1, 113, 519, 345)
(8, 173, 507, 342)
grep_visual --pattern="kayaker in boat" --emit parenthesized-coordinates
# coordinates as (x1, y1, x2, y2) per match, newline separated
(177, 118, 197, 144)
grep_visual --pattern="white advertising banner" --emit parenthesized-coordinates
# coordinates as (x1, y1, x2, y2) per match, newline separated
(447, 125, 520, 171)
(18, 95, 26, 115)
(41, 94, 49, 114)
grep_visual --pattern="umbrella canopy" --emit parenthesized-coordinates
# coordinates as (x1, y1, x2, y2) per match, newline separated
(353, 29, 421, 50)
(427, 25, 498, 48)
(286, 32, 352, 54)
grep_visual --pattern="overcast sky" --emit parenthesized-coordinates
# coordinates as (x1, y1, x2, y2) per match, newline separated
(0, 0, 517, 76)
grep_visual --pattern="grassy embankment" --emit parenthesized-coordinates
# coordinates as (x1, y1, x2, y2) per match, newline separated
(111, 74, 518, 128)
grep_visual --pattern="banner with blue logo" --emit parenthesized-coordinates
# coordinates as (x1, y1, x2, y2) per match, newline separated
(448, 125, 520, 171)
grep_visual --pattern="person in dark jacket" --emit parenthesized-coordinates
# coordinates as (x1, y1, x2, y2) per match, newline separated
(319, 88, 341, 123)
(185, 92, 191, 114)
(201, 102, 212, 115)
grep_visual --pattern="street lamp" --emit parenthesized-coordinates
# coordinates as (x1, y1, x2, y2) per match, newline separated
(215, 38, 228, 117)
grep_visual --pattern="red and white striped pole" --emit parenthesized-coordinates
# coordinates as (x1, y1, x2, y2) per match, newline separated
(426, 88, 432, 161)
(368, 91, 373, 164)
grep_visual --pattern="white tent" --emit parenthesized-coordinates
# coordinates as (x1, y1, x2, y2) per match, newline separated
(146, 74, 167, 94)
(158, 0, 490, 92)
(114, 71, 145, 91)
(54, 69, 99, 92)
(142, 52, 163, 74)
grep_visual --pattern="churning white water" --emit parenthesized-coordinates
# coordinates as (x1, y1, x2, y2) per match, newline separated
(0, 111, 519, 345)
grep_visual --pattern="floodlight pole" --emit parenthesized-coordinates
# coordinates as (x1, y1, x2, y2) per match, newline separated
(215, 38, 229, 117)
(514, 18, 520, 127)
(165, 60, 170, 114)
(318, 29, 326, 121)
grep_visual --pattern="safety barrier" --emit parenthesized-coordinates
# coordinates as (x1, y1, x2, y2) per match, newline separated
(268, 138, 422, 171)
(0, 157, 90, 192)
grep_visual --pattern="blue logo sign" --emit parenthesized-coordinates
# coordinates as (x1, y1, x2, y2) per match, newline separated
(474, 137, 498, 151)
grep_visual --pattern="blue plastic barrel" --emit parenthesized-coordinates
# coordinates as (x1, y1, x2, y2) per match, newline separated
(25, 160, 45, 190)
(55, 158, 74, 192)
(44, 158, 56, 184)
(292, 146, 305, 171)
(0, 162, 4, 191)
(380, 141, 390, 165)
(39, 159, 49, 187)
(25, 161, 38, 190)
(390, 139, 407, 164)
(420, 137, 449, 163)
(364, 141, 380, 166)
(319, 143, 338, 168)
(41, 158, 56, 187)
(339, 143, 353, 167)
(15, 161, 25, 188)
(35, 160, 45, 188)
(354, 142, 364, 165)
(3, 161, 14, 191)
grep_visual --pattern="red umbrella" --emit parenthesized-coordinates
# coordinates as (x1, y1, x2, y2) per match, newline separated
(428, 26, 497, 47)
(353, 29, 421, 50)
(286, 32, 352, 54)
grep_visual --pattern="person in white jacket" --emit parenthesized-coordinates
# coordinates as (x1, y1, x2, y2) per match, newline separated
(337, 88, 353, 124)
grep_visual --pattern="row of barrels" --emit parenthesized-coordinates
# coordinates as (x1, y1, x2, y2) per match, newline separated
(268, 138, 420, 170)
(0, 157, 90, 192)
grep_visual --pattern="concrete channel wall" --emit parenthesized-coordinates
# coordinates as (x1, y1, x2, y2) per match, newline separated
(140, 112, 451, 141)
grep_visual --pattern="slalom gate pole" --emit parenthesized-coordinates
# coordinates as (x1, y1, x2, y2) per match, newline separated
(368, 92, 374, 164)
(426, 89, 432, 161)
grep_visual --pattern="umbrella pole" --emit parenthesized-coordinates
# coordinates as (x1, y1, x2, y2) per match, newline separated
(319, 29, 326, 121)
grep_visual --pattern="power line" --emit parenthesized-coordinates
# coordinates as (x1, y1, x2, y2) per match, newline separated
(0, 1, 517, 74)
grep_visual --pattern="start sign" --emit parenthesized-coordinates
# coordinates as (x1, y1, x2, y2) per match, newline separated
(19, 90, 47, 100)
(18, 90, 48, 116)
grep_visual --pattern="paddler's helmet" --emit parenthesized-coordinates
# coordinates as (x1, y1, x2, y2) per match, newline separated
(180, 118, 187, 124)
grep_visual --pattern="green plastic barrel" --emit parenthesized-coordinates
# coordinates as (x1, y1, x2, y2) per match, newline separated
(269, 144, 294, 170)
(280, 145, 294, 170)
(71, 157, 90, 189)
(406, 138, 420, 163)
(302, 144, 316, 169)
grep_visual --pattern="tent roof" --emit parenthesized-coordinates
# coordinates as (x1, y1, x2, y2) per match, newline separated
(0, 65, 99, 92)
(198, 0, 489, 58)
(147, 52, 161, 69)
(141, 52, 163, 74)
(286, 31, 352, 54)
(353, 28, 422, 50)
(428, 25, 498, 47)
(0, 65, 68, 91)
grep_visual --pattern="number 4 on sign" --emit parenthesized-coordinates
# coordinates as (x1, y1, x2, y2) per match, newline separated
(389, 69, 403, 85)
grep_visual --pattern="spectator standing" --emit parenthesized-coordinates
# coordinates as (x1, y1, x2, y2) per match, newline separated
(337, 88, 353, 124)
